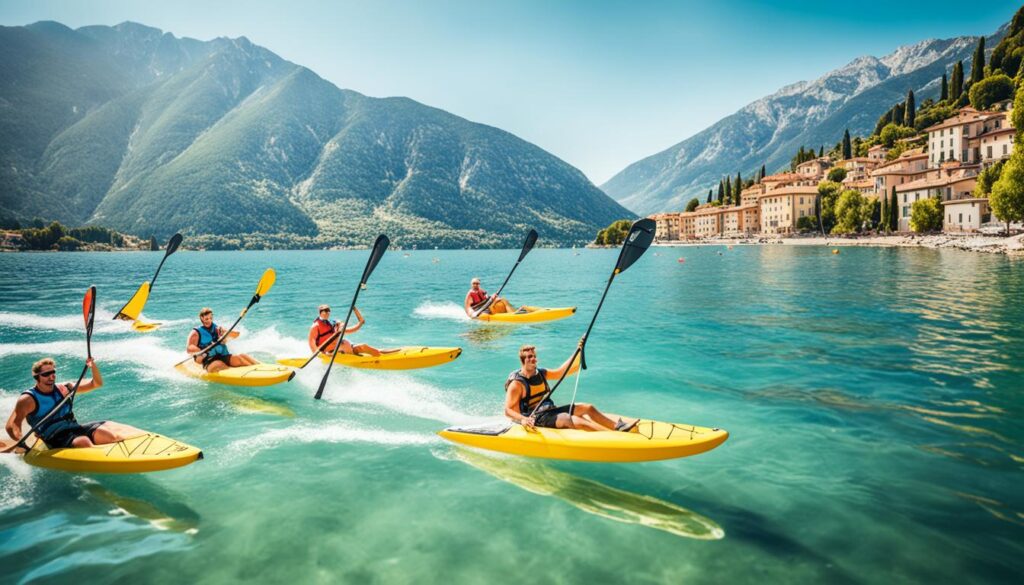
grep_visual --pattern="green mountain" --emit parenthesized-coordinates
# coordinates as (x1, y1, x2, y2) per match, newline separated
(0, 21, 631, 247)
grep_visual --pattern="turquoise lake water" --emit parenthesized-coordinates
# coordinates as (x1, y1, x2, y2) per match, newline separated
(0, 246, 1021, 584)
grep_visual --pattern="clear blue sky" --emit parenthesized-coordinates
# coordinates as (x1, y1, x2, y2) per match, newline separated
(0, 0, 1016, 183)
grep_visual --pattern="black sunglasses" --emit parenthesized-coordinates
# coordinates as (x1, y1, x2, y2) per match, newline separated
(37, 370, 56, 377)
(320, 309, 331, 313)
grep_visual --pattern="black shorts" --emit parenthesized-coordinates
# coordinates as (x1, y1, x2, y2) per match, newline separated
(201, 354, 232, 370)
(534, 404, 573, 428)
(44, 420, 106, 449)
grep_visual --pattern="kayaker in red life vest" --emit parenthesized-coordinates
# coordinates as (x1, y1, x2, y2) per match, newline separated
(464, 277, 518, 317)
(505, 344, 637, 432)
(3, 357, 142, 450)
(186, 308, 257, 373)
(308, 304, 393, 357)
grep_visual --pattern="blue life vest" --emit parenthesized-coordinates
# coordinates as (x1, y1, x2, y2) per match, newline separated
(22, 383, 76, 440)
(505, 368, 554, 414)
(195, 322, 229, 357)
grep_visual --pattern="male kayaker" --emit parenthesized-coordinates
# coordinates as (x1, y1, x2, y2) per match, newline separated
(308, 304, 394, 357)
(505, 344, 637, 432)
(464, 277, 516, 317)
(186, 307, 257, 373)
(3, 358, 142, 449)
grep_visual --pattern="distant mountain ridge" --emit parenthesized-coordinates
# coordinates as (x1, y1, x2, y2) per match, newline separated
(0, 21, 632, 247)
(601, 23, 1009, 215)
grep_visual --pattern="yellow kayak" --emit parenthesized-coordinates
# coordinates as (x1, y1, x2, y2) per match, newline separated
(439, 419, 728, 463)
(131, 320, 161, 332)
(277, 346, 462, 370)
(174, 360, 295, 387)
(20, 432, 202, 474)
(476, 306, 576, 324)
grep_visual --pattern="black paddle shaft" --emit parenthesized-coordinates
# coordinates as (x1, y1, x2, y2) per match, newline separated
(526, 219, 655, 418)
(474, 229, 538, 317)
(151, 233, 183, 291)
(315, 235, 390, 399)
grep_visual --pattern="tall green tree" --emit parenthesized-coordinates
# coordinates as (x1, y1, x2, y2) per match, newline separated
(707, 190, 713, 204)
(889, 186, 899, 232)
(717, 180, 724, 203)
(969, 75, 1014, 111)
(842, 129, 852, 159)
(880, 189, 889, 232)
(724, 177, 731, 203)
(941, 74, 949, 101)
(909, 197, 943, 233)
(970, 37, 985, 84)
(833, 190, 870, 234)
(817, 181, 843, 233)
(686, 197, 700, 212)
(990, 148, 1024, 234)
(818, 145, 824, 157)
(735, 172, 743, 205)
(149, 236, 158, 251)
(904, 90, 915, 127)
(951, 61, 964, 98)
(759, 164, 766, 181)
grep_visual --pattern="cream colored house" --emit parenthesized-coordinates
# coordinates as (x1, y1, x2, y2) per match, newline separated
(867, 144, 889, 161)
(652, 213, 680, 241)
(942, 198, 990, 233)
(758, 185, 819, 234)
(740, 183, 767, 206)
(893, 163, 978, 231)
(694, 206, 723, 238)
(871, 148, 929, 199)
(796, 157, 832, 181)
(925, 107, 1015, 168)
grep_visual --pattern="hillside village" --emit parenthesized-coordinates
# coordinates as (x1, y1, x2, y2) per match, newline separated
(649, 101, 1016, 242)
(646, 11, 1024, 245)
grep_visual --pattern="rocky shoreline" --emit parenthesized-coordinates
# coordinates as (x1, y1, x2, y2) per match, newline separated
(654, 233, 1024, 257)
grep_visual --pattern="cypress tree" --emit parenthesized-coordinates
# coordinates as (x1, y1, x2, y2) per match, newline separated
(904, 90, 915, 127)
(717, 180, 724, 203)
(735, 172, 743, 205)
(724, 176, 732, 202)
(819, 145, 824, 157)
(760, 164, 766, 181)
(941, 74, 949, 101)
(842, 129, 852, 159)
(707, 190, 712, 204)
(893, 103, 905, 126)
(951, 61, 964, 98)
(970, 37, 985, 84)
(889, 186, 899, 232)
(880, 191, 888, 231)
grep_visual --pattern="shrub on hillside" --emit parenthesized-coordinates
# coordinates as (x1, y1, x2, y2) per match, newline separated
(969, 75, 1014, 110)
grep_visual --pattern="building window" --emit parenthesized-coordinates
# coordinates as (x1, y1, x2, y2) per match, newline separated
(1004, 144, 1008, 155)
(988, 146, 993, 159)
(959, 213, 963, 223)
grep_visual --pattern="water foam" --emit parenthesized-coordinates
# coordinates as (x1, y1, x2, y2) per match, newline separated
(0, 309, 125, 334)
(294, 367, 490, 425)
(224, 422, 437, 461)
(412, 301, 468, 321)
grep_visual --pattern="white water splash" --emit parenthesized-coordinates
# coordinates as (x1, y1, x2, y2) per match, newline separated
(230, 325, 308, 359)
(0, 393, 34, 512)
(293, 367, 490, 425)
(224, 422, 438, 461)
(412, 301, 468, 321)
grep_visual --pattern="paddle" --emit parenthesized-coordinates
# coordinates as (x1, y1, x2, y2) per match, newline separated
(174, 268, 276, 367)
(2, 286, 96, 454)
(526, 219, 655, 418)
(314, 235, 390, 399)
(113, 232, 183, 320)
(472, 229, 538, 318)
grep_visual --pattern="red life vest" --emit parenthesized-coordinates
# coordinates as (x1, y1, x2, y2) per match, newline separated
(468, 288, 489, 307)
(313, 318, 337, 350)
